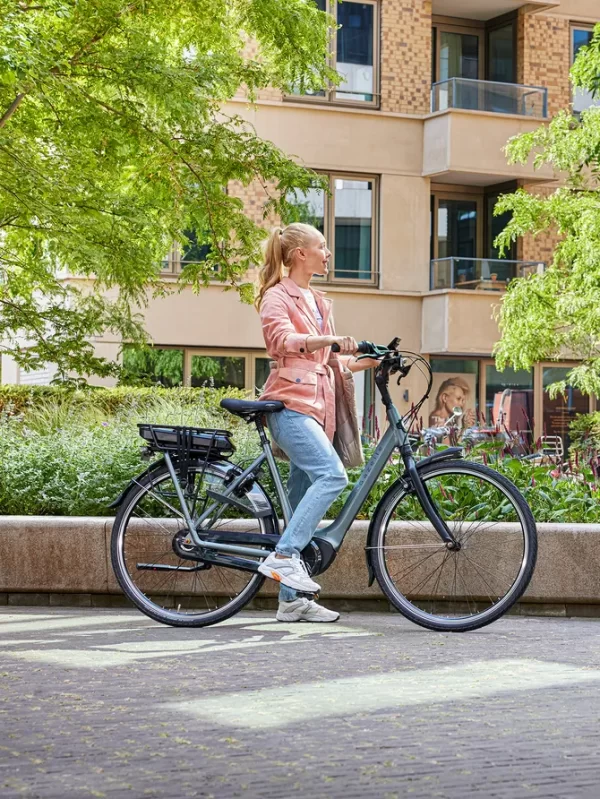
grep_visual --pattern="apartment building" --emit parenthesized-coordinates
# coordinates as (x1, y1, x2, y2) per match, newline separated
(4, 0, 599, 447)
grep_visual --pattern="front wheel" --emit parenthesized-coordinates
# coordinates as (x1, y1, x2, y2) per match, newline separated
(370, 460, 537, 632)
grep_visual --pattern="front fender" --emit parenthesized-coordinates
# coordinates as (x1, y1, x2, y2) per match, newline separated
(364, 447, 463, 585)
(414, 446, 463, 471)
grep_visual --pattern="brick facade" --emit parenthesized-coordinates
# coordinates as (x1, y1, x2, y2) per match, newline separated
(517, 11, 572, 117)
(380, 0, 432, 115)
(517, 182, 562, 266)
(228, 180, 280, 230)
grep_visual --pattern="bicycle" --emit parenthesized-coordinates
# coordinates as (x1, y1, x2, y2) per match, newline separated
(110, 340, 537, 633)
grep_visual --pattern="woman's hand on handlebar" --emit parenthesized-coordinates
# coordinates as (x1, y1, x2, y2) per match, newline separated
(305, 335, 358, 354)
(328, 336, 358, 355)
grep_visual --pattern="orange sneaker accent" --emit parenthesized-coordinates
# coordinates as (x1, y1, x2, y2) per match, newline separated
(270, 571, 281, 582)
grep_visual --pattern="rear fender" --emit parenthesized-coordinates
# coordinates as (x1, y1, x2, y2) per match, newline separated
(109, 456, 236, 509)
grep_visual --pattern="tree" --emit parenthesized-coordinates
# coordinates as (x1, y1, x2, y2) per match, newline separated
(493, 24, 600, 396)
(0, 0, 335, 379)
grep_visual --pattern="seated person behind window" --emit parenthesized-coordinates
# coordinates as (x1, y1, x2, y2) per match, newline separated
(429, 377, 476, 429)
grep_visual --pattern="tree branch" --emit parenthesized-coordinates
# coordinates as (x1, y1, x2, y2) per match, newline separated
(0, 94, 25, 130)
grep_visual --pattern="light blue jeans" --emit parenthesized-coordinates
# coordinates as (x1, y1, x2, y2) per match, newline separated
(267, 409, 348, 603)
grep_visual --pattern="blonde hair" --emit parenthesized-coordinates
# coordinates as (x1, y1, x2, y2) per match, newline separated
(255, 223, 322, 310)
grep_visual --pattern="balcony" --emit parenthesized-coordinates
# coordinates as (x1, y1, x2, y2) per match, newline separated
(423, 104, 555, 186)
(430, 257, 545, 291)
(431, 78, 548, 119)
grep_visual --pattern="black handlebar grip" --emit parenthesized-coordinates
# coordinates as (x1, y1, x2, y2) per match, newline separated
(331, 340, 370, 354)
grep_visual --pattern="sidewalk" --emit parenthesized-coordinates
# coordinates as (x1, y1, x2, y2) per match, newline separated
(1, 608, 599, 798)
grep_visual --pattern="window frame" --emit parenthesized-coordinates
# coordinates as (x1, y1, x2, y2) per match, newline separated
(430, 189, 484, 261)
(429, 356, 597, 444)
(432, 17, 485, 84)
(184, 348, 273, 392)
(571, 23, 598, 114)
(303, 171, 379, 287)
(285, 0, 381, 110)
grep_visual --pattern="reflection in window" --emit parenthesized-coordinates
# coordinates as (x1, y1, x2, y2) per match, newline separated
(439, 31, 479, 80)
(285, 188, 325, 233)
(190, 355, 245, 390)
(334, 178, 373, 280)
(290, 0, 377, 105)
(254, 357, 272, 394)
(429, 359, 479, 428)
(572, 27, 599, 114)
(336, 2, 375, 102)
(121, 347, 184, 387)
(485, 364, 533, 437)
(437, 199, 478, 260)
(543, 367, 589, 451)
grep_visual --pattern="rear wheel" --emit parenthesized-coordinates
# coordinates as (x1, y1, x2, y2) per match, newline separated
(371, 460, 537, 632)
(111, 460, 277, 627)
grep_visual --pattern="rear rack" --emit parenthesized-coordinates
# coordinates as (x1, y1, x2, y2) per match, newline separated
(138, 424, 235, 457)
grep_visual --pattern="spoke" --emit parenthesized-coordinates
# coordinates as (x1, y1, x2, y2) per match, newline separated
(458, 552, 500, 605)
(460, 551, 521, 585)
(387, 546, 445, 584)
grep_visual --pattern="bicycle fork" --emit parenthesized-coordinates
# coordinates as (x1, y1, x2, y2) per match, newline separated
(402, 446, 460, 551)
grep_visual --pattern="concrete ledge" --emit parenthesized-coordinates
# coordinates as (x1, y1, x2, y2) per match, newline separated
(1, 516, 599, 609)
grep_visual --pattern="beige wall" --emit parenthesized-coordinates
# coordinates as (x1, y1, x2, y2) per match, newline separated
(423, 110, 556, 185)
(422, 292, 502, 355)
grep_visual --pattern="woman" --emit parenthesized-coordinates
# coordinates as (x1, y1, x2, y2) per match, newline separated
(428, 376, 476, 429)
(255, 222, 374, 623)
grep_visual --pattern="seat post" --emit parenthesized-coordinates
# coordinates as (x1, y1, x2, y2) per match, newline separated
(253, 414, 270, 447)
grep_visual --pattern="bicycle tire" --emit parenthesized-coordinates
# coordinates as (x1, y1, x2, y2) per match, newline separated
(370, 460, 537, 632)
(111, 460, 277, 627)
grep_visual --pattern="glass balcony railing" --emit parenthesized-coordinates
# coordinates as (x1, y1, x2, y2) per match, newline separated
(431, 78, 548, 119)
(430, 258, 545, 291)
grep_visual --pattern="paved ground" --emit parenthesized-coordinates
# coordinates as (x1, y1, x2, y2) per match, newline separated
(1, 608, 600, 799)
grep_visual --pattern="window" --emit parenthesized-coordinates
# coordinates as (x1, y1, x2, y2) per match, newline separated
(161, 229, 215, 275)
(286, 174, 378, 284)
(289, 0, 379, 107)
(542, 367, 591, 451)
(190, 355, 245, 390)
(121, 347, 184, 387)
(120, 347, 271, 394)
(432, 21, 483, 85)
(430, 358, 480, 428)
(484, 363, 533, 437)
(572, 25, 599, 114)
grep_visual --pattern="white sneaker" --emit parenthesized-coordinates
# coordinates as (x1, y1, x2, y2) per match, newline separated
(276, 597, 340, 623)
(257, 552, 321, 594)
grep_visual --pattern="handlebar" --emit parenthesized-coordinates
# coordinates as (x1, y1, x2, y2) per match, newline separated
(331, 340, 370, 354)
(331, 339, 398, 357)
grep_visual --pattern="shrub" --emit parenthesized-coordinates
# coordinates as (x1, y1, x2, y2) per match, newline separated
(1, 386, 599, 522)
(0, 386, 260, 516)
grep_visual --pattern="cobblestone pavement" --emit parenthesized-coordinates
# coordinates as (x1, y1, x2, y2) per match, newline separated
(1, 608, 600, 799)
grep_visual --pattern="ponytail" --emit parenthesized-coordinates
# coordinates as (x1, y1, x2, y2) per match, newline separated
(255, 222, 321, 311)
(255, 227, 284, 311)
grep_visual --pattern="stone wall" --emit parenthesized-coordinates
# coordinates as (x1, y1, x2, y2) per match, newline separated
(2, 517, 600, 616)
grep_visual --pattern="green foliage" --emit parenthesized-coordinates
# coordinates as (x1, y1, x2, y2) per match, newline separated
(569, 411, 600, 454)
(0, 0, 334, 378)
(2, 387, 599, 522)
(120, 347, 184, 387)
(493, 23, 600, 395)
(0, 385, 259, 515)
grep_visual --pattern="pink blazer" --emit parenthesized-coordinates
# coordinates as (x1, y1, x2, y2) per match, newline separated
(259, 277, 342, 440)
